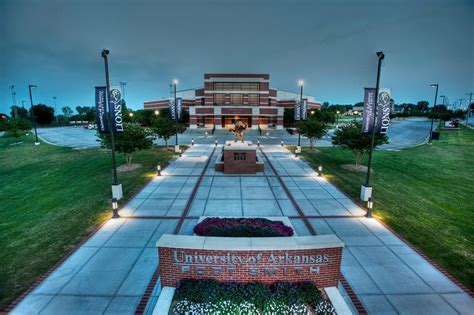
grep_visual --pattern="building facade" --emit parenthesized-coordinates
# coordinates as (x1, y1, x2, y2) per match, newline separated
(144, 73, 321, 130)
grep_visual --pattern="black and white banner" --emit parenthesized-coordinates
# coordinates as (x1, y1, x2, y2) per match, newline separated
(169, 97, 182, 120)
(374, 88, 391, 135)
(95, 86, 108, 133)
(361, 88, 391, 135)
(109, 87, 124, 133)
(361, 88, 376, 134)
(294, 99, 308, 121)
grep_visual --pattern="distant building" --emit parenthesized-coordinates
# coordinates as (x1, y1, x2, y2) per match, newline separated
(144, 73, 321, 129)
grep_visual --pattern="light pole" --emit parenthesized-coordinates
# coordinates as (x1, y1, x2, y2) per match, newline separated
(28, 84, 40, 145)
(466, 93, 472, 125)
(361, 51, 384, 202)
(173, 79, 179, 153)
(53, 96, 59, 124)
(102, 49, 121, 200)
(439, 95, 447, 106)
(21, 100, 26, 109)
(297, 80, 304, 150)
(336, 110, 340, 128)
(428, 83, 439, 144)
(10, 85, 18, 119)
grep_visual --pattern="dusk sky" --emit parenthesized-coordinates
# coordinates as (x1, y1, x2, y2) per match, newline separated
(1, 0, 473, 115)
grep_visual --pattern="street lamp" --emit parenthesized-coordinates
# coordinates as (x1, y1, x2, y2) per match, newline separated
(297, 80, 304, 151)
(11, 85, 18, 119)
(439, 95, 447, 106)
(428, 83, 439, 144)
(28, 84, 40, 145)
(173, 79, 179, 153)
(336, 110, 340, 127)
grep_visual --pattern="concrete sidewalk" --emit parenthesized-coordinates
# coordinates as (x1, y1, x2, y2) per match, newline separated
(11, 144, 473, 314)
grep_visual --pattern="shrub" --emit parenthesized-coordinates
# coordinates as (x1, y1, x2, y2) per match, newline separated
(193, 217, 294, 237)
(172, 280, 336, 314)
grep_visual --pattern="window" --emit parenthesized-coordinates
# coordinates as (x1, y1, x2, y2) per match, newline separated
(234, 152, 246, 160)
(248, 94, 259, 105)
(230, 94, 243, 105)
(214, 94, 225, 105)
(213, 82, 260, 91)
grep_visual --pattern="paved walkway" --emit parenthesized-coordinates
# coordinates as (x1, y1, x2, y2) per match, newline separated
(11, 144, 473, 314)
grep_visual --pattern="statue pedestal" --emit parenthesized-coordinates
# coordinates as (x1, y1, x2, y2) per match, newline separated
(215, 141, 264, 174)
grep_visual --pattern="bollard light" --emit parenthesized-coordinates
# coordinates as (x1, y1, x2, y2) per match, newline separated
(157, 164, 161, 176)
(318, 165, 323, 177)
(257, 139, 260, 146)
(366, 197, 373, 218)
(266, 132, 269, 137)
(215, 138, 217, 146)
(179, 149, 182, 157)
(191, 138, 194, 146)
(112, 198, 120, 218)
(281, 140, 284, 147)
(205, 131, 208, 138)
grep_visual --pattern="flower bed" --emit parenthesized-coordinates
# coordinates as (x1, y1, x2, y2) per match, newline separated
(171, 279, 336, 315)
(193, 217, 294, 237)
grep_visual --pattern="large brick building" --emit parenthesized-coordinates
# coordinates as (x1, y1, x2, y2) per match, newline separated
(144, 73, 321, 130)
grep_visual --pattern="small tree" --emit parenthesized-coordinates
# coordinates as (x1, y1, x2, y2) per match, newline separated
(332, 121, 388, 169)
(31, 104, 54, 126)
(297, 119, 328, 150)
(150, 117, 176, 148)
(99, 123, 153, 166)
(62, 106, 73, 119)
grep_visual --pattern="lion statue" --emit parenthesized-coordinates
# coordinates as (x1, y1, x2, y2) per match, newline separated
(230, 120, 248, 143)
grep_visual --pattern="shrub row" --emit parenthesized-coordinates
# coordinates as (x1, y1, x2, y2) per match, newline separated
(193, 217, 294, 237)
(172, 279, 336, 314)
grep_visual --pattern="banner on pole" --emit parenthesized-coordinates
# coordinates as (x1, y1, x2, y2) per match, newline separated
(109, 87, 124, 133)
(374, 88, 391, 135)
(294, 99, 307, 121)
(95, 86, 108, 133)
(169, 99, 176, 120)
(361, 88, 376, 134)
(176, 97, 182, 120)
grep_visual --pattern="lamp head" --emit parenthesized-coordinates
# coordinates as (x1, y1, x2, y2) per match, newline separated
(173, 79, 179, 85)
(102, 49, 110, 57)
(29, 84, 37, 89)
(376, 51, 385, 60)
(298, 80, 304, 87)
(430, 83, 438, 88)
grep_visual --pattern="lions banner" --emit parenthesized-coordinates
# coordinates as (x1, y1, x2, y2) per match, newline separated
(361, 88, 391, 135)
(169, 97, 182, 120)
(95, 86, 108, 133)
(108, 87, 124, 133)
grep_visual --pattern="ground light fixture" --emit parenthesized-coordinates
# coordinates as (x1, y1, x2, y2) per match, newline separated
(205, 131, 208, 137)
(178, 149, 182, 157)
(366, 197, 373, 218)
(281, 140, 284, 147)
(428, 83, 439, 144)
(157, 164, 161, 176)
(215, 138, 218, 146)
(257, 139, 260, 146)
(318, 165, 323, 177)
(266, 132, 269, 137)
(191, 138, 194, 146)
(112, 198, 120, 218)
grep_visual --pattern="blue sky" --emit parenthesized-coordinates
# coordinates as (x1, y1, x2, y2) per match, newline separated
(1, 0, 472, 115)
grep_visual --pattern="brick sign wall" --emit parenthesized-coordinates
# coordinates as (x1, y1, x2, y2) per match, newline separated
(157, 235, 344, 288)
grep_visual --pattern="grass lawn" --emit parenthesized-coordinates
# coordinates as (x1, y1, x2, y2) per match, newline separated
(302, 126, 474, 290)
(0, 133, 176, 309)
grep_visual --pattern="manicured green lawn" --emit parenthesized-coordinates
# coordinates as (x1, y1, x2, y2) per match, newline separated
(302, 126, 474, 290)
(0, 134, 176, 309)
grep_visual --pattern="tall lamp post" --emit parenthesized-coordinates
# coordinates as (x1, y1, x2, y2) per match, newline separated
(28, 84, 40, 145)
(439, 95, 447, 106)
(297, 80, 304, 150)
(361, 51, 384, 202)
(173, 79, 179, 153)
(428, 83, 439, 144)
(10, 85, 18, 119)
(53, 96, 59, 123)
(102, 49, 122, 202)
(466, 92, 472, 125)
(336, 110, 340, 128)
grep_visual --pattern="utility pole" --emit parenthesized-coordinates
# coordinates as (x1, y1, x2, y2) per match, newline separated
(119, 82, 127, 101)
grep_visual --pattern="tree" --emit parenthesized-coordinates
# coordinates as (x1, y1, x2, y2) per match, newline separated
(416, 101, 429, 111)
(62, 106, 73, 119)
(332, 121, 388, 169)
(31, 104, 54, 125)
(99, 123, 153, 166)
(312, 108, 336, 124)
(150, 117, 176, 148)
(10, 106, 29, 119)
(297, 119, 328, 150)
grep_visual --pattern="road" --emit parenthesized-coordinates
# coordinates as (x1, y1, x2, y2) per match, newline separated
(35, 118, 433, 150)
